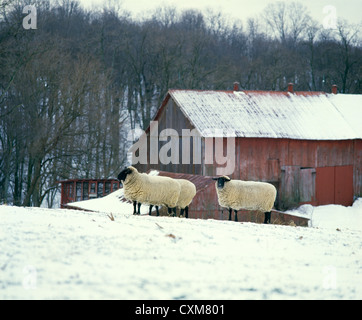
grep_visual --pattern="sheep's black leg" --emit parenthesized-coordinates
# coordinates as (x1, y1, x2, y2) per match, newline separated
(234, 210, 238, 222)
(180, 208, 185, 217)
(156, 206, 160, 216)
(167, 207, 176, 217)
(133, 201, 137, 215)
(185, 206, 189, 219)
(228, 208, 232, 221)
(264, 211, 271, 224)
(137, 202, 141, 215)
(149, 205, 153, 216)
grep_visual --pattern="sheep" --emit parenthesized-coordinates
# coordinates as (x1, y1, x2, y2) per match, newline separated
(174, 179, 196, 218)
(117, 166, 152, 215)
(126, 178, 196, 219)
(148, 178, 196, 218)
(117, 169, 139, 215)
(117, 167, 143, 215)
(117, 166, 181, 216)
(212, 176, 277, 224)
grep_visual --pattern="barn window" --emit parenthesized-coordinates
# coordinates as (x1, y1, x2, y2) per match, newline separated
(67, 183, 74, 198)
(76, 182, 82, 201)
(97, 182, 103, 198)
(83, 182, 89, 200)
(105, 181, 111, 195)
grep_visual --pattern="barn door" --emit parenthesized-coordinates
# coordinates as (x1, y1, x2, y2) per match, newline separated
(316, 165, 353, 206)
(280, 166, 315, 209)
(299, 168, 316, 203)
(334, 166, 353, 206)
(315, 167, 334, 205)
(280, 166, 300, 209)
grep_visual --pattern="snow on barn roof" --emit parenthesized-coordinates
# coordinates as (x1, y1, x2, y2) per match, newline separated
(328, 94, 362, 138)
(167, 89, 362, 140)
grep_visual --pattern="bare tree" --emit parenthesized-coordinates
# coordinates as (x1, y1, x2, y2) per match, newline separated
(263, 1, 311, 45)
(335, 20, 361, 92)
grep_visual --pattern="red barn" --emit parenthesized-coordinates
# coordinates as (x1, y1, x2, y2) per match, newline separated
(131, 84, 362, 217)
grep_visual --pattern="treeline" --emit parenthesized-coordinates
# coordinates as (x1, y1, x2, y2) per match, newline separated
(0, 0, 361, 207)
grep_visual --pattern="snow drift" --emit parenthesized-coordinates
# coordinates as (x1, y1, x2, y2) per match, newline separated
(1, 197, 361, 300)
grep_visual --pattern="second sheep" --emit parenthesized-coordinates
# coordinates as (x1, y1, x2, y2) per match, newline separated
(213, 175, 277, 224)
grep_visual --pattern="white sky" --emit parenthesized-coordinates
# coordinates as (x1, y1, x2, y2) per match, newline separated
(79, 0, 361, 25)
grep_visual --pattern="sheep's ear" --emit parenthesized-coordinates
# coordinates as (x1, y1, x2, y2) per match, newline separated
(126, 168, 133, 174)
(117, 167, 133, 181)
(128, 166, 138, 173)
(224, 176, 231, 181)
(212, 177, 218, 181)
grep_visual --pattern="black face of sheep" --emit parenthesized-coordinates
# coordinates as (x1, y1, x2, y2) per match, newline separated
(117, 167, 133, 183)
(212, 176, 231, 189)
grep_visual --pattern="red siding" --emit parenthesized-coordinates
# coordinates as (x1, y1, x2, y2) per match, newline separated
(354, 140, 362, 201)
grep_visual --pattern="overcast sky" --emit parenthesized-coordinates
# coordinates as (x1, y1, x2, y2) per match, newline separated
(79, 0, 361, 25)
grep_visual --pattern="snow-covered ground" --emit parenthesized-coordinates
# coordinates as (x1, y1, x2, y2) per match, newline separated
(1, 197, 362, 300)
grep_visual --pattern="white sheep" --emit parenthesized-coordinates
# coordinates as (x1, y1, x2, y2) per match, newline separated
(212, 176, 277, 224)
(117, 166, 181, 216)
(150, 178, 196, 218)
(174, 179, 196, 218)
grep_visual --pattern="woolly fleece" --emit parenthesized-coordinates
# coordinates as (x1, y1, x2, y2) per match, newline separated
(122, 166, 181, 208)
(216, 179, 277, 212)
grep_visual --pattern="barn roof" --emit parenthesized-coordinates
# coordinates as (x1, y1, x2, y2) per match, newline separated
(328, 94, 362, 138)
(166, 89, 362, 140)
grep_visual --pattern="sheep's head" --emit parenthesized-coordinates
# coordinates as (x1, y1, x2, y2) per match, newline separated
(117, 166, 137, 184)
(212, 176, 231, 189)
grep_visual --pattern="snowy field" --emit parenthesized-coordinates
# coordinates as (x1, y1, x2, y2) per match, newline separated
(1, 197, 362, 300)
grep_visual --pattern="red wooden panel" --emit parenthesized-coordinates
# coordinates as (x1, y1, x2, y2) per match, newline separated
(354, 140, 362, 198)
(60, 181, 75, 207)
(335, 165, 353, 206)
(316, 167, 335, 205)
